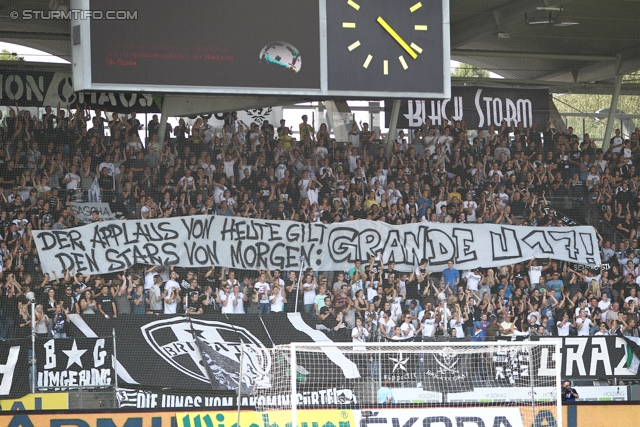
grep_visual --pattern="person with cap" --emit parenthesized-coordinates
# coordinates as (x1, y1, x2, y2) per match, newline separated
(485, 314, 500, 340)
(472, 321, 486, 341)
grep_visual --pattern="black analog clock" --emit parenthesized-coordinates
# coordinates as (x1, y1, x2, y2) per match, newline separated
(326, 0, 445, 96)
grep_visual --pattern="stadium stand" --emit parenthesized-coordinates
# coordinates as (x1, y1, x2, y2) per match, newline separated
(1, 105, 639, 343)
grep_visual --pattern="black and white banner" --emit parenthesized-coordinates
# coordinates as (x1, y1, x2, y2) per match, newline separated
(32, 216, 601, 276)
(70, 202, 117, 224)
(540, 336, 639, 379)
(35, 337, 114, 390)
(541, 206, 581, 227)
(421, 349, 474, 393)
(67, 313, 359, 395)
(0, 340, 30, 399)
(385, 87, 549, 129)
(0, 67, 158, 113)
(116, 386, 357, 409)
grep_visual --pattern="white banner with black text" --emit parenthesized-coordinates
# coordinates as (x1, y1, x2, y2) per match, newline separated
(32, 216, 600, 275)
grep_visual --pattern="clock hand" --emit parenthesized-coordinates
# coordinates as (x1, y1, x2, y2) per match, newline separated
(376, 16, 418, 59)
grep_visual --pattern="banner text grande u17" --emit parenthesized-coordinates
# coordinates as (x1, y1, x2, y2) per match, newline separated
(32, 216, 601, 276)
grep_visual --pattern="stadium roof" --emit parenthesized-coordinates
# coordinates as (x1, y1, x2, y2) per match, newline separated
(449, 0, 640, 84)
(0, 0, 639, 88)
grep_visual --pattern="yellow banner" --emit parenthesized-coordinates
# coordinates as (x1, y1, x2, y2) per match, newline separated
(176, 409, 355, 427)
(0, 411, 175, 427)
(0, 393, 68, 411)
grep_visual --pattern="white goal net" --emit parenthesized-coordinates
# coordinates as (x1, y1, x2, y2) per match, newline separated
(252, 340, 562, 427)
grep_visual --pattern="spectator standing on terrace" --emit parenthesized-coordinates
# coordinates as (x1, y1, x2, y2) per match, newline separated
(254, 271, 271, 314)
(219, 283, 236, 314)
(442, 260, 460, 292)
(62, 164, 81, 191)
(302, 274, 317, 315)
(299, 115, 314, 141)
(269, 284, 285, 313)
(131, 284, 147, 315)
(573, 309, 593, 336)
(546, 271, 564, 301)
(96, 285, 117, 320)
(314, 282, 328, 317)
(51, 303, 68, 338)
(34, 304, 50, 338)
(186, 291, 204, 316)
(319, 296, 349, 341)
(499, 312, 516, 337)
(114, 275, 134, 315)
(164, 268, 181, 314)
(401, 312, 423, 338)
(472, 321, 486, 341)
(148, 275, 164, 315)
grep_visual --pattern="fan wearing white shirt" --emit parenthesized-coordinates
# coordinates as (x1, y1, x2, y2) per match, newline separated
(302, 275, 317, 315)
(269, 285, 286, 313)
(462, 193, 478, 222)
(352, 317, 370, 348)
(436, 300, 452, 328)
(625, 288, 639, 310)
(596, 294, 611, 323)
(573, 309, 592, 336)
(233, 284, 245, 314)
(220, 284, 236, 314)
(418, 308, 439, 337)
(464, 269, 482, 292)
(556, 312, 571, 336)
(163, 269, 181, 315)
(449, 311, 465, 338)
(401, 313, 423, 338)
(255, 272, 271, 314)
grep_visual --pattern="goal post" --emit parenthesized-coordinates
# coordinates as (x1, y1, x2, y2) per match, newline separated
(254, 340, 562, 427)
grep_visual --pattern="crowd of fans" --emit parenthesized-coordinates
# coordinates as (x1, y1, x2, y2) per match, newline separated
(1, 102, 640, 343)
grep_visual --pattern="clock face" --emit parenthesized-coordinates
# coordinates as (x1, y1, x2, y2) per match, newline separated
(326, 0, 445, 95)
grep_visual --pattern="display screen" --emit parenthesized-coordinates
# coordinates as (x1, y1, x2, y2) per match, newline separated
(89, 0, 321, 90)
(75, 0, 450, 98)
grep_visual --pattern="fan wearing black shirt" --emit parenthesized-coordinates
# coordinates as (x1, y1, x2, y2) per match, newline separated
(186, 292, 203, 315)
(382, 260, 399, 284)
(96, 286, 117, 319)
(0, 160, 18, 189)
(127, 112, 142, 133)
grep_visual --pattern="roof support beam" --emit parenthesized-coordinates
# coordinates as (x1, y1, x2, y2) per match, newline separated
(601, 57, 623, 152)
(452, 50, 616, 62)
(450, 76, 640, 95)
(543, 58, 640, 83)
(450, 0, 573, 49)
(0, 31, 69, 41)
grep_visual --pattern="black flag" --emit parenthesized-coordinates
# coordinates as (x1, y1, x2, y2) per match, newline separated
(189, 320, 255, 394)
(421, 346, 475, 393)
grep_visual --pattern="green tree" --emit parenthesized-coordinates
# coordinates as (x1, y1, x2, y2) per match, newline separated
(622, 70, 640, 83)
(451, 62, 490, 78)
(553, 71, 640, 143)
(0, 49, 20, 61)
